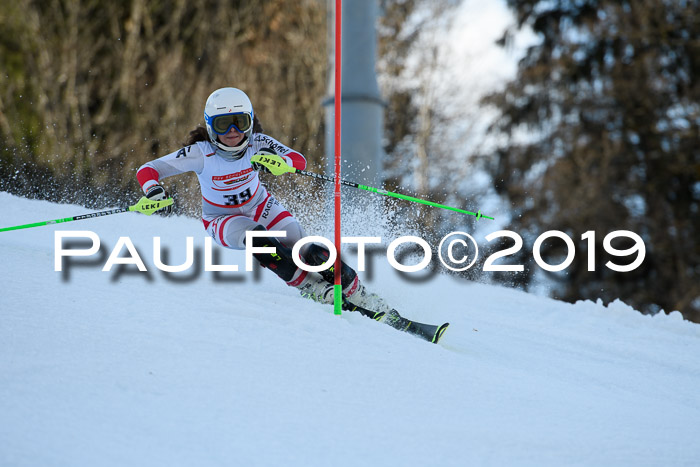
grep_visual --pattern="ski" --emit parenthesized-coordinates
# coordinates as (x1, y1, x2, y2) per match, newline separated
(342, 298, 449, 344)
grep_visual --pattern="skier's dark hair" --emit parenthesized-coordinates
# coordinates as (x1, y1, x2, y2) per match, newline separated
(184, 126, 209, 146)
(253, 115, 264, 133)
(183, 116, 264, 146)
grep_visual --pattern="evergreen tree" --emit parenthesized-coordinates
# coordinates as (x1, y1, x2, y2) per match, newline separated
(484, 0, 700, 320)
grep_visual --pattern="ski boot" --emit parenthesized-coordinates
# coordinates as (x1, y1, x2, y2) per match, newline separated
(296, 272, 335, 304)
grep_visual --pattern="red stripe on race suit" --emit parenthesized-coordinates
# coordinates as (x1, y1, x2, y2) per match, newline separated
(137, 167, 160, 188)
(285, 151, 306, 171)
(217, 215, 242, 247)
(266, 211, 292, 229)
(253, 193, 272, 222)
(344, 275, 359, 297)
(286, 269, 307, 287)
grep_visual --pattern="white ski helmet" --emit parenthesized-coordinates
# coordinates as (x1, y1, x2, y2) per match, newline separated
(204, 87, 254, 158)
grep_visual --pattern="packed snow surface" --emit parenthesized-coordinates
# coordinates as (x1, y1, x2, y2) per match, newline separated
(1, 192, 699, 466)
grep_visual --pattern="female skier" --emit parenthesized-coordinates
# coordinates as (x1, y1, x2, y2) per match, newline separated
(136, 87, 388, 313)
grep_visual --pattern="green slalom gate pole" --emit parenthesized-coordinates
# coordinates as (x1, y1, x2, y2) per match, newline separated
(251, 154, 494, 220)
(0, 197, 174, 233)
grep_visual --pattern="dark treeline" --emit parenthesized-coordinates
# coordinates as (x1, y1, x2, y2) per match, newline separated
(0, 0, 327, 212)
(484, 0, 699, 321)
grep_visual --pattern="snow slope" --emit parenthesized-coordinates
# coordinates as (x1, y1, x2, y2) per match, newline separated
(1, 192, 699, 466)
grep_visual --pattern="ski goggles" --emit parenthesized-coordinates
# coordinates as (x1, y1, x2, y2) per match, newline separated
(206, 112, 253, 135)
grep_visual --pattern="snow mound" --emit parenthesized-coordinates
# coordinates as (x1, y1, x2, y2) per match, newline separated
(1, 192, 699, 466)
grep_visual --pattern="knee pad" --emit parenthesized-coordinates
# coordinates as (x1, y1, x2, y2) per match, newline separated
(246, 225, 298, 282)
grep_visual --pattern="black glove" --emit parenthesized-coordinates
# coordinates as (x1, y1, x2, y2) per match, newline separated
(251, 147, 277, 173)
(145, 184, 173, 215)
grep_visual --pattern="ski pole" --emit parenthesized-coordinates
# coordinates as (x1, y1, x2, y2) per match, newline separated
(251, 154, 494, 220)
(0, 196, 174, 232)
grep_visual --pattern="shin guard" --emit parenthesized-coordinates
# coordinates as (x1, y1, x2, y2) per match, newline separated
(304, 243, 359, 295)
(247, 226, 299, 282)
